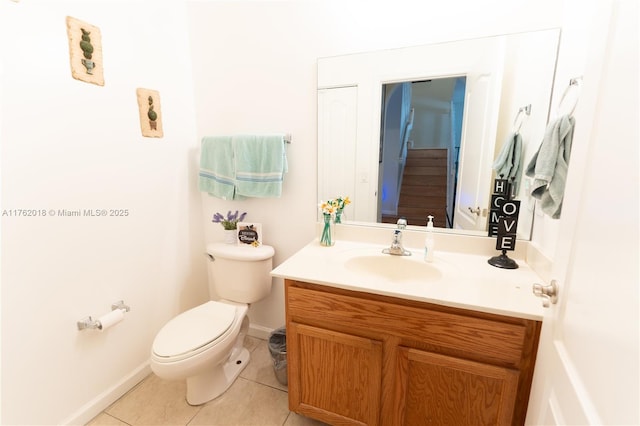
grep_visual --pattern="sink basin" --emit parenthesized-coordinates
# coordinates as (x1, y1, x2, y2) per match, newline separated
(343, 254, 443, 282)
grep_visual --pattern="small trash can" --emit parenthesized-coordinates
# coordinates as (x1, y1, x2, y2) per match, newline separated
(268, 326, 287, 386)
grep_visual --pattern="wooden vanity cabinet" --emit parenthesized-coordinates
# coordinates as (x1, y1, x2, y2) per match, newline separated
(285, 279, 542, 426)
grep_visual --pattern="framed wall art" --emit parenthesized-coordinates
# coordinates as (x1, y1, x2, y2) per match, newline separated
(136, 88, 164, 138)
(66, 16, 104, 86)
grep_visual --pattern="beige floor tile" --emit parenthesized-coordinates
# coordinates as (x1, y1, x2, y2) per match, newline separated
(189, 377, 289, 425)
(105, 374, 200, 426)
(93, 337, 298, 426)
(244, 335, 262, 353)
(283, 412, 329, 426)
(85, 412, 131, 426)
(241, 339, 288, 392)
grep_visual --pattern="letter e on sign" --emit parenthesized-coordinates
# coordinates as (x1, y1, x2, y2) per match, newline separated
(497, 235, 516, 251)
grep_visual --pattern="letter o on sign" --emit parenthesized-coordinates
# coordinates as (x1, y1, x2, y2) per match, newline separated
(503, 202, 518, 216)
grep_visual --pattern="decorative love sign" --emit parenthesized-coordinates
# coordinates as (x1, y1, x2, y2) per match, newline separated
(488, 178, 520, 269)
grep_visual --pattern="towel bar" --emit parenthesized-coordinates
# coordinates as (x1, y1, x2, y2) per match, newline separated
(200, 134, 291, 144)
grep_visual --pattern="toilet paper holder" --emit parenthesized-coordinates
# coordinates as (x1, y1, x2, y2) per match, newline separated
(77, 300, 130, 331)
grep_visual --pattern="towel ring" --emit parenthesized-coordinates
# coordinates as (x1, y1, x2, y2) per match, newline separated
(557, 77, 582, 116)
(513, 104, 531, 133)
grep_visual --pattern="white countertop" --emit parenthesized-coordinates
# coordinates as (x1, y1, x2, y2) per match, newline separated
(271, 239, 545, 321)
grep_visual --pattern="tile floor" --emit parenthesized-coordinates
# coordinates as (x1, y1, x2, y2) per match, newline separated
(87, 336, 327, 426)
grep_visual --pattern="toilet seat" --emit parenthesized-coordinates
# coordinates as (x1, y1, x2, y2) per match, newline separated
(152, 301, 237, 363)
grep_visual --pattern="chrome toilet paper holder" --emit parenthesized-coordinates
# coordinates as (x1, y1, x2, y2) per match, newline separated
(77, 300, 130, 331)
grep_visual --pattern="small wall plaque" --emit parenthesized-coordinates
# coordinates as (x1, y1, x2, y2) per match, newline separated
(237, 222, 262, 246)
(66, 16, 104, 86)
(136, 88, 164, 138)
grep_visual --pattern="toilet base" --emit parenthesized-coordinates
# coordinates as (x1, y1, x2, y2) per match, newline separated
(185, 346, 250, 405)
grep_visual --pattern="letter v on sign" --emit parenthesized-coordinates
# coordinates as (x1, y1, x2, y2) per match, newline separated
(498, 217, 517, 234)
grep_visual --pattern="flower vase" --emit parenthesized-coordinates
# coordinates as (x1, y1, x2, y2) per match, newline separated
(319, 213, 335, 246)
(334, 208, 344, 224)
(223, 229, 237, 244)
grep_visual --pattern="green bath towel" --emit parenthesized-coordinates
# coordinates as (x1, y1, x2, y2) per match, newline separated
(233, 134, 288, 198)
(198, 136, 245, 200)
(525, 115, 575, 218)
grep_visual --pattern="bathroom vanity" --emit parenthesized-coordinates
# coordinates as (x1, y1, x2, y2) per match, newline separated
(271, 235, 545, 426)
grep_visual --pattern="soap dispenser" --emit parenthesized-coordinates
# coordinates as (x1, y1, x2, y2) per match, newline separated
(424, 215, 435, 262)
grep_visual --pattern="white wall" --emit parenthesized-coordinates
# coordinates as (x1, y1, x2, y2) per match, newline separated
(0, 1, 207, 424)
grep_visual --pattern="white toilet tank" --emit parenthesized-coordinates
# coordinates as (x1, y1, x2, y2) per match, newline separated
(206, 243, 275, 303)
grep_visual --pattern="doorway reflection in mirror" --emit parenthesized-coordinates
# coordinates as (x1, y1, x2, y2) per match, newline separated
(379, 77, 466, 228)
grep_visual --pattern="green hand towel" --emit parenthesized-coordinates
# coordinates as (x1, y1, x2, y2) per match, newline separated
(493, 132, 523, 194)
(233, 135, 288, 198)
(525, 115, 575, 218)
(199, 136, 244, 200)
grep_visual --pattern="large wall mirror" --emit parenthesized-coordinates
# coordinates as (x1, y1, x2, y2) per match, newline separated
(318, 29, 560, 240)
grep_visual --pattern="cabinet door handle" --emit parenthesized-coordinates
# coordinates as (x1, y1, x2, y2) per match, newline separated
(532, 280, 558, 308)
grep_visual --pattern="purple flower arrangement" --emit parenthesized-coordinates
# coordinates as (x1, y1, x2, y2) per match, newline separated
(212, 210, 247, 230)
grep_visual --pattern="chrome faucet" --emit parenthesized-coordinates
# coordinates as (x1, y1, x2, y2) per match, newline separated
(382, 218, 412, 256)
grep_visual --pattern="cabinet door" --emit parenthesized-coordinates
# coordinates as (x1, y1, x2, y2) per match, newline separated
(389, 347, 519, 426)
(288, 322, 383, 426)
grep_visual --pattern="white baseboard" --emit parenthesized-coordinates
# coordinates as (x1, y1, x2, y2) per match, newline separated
(60, 362, 151, 426)
(248, 323, 276, 340)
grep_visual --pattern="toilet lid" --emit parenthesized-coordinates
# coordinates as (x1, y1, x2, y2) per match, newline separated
(152, 301, 236, 359)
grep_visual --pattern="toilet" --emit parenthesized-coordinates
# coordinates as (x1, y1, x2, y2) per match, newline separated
(150, 242, 275, 405)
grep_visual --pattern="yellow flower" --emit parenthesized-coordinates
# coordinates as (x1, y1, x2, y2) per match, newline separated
(320, 196, 350, 215)
(320, 201, 335, 215)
